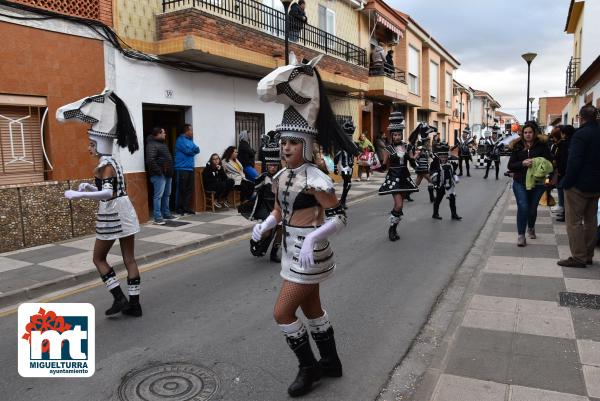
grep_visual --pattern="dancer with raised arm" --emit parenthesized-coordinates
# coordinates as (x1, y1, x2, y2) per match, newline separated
(57, 89, 142, 317)
(253, 53, 358, 397)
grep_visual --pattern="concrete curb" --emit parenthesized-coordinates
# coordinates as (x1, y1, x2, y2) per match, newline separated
(0, 189, 378, 309)
(376, 182, 512, 401)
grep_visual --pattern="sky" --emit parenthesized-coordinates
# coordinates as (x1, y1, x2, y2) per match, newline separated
(388, 0, 573, 122)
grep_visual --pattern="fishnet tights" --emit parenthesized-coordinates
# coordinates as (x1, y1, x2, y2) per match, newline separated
(274, 280, 323, 324)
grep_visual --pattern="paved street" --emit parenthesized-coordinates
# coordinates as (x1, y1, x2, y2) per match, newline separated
(0, 168, 506, 401)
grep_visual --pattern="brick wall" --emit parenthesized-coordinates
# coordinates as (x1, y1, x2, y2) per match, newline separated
(11, 0, 112, 26)
(157, 8, 368, 84)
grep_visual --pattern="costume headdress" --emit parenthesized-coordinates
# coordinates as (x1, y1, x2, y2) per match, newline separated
(261, 130, 281, 165)
(387, 104, 406, 134)
(257, 52, 357, 162)
(462, 125, 471, 135)
(56, 88, 138, 155)
(434, 141, 450, 156)
(408, 121, 438, 147)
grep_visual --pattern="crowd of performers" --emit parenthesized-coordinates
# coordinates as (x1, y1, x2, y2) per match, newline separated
(54, 54, 513, 398)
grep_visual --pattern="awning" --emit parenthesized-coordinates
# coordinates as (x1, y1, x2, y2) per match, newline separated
(376, 13, 403, 38)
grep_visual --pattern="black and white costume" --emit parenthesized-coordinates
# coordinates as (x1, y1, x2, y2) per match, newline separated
(378, 109, 418, 241)
(254, 53, 358, 397)
(242, 130, 283, 262)
(334, 120, 355, 208)
(430, 142, 462, 220)
(452, 126, 474, 176)
(57, 88, 142, 317)
(484, 127, 502, 180)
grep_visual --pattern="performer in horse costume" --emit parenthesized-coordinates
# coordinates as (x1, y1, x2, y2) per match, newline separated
(483, 125, 502, 180)
(57, 88, 143, 317)
(378, 106, 418, 241)
(452, 126, 474, 177)
(334, 119, 356, 209)
(430, 142, 463, 220)
(253, 53, 358, 397)
(241, 130, 283, 262)
(408, 122, 438, 203)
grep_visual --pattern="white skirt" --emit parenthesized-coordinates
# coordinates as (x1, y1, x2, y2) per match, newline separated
(280, 225, 335, 284)
(96, 196, 140, 241)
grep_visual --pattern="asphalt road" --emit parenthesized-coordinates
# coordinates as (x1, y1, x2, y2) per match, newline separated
(0, 167, 508, 401)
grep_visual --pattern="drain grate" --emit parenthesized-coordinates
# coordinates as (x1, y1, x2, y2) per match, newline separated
(118, 363, 219, 401)
(164, 220, 191, 227)
(559, 291, 600, 309)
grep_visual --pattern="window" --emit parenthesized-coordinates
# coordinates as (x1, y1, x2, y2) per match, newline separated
(408, 46, 419, 95)
(445, 72, 452, 106)
(0, 104, 45, 186)
(417, 110, 429, 123)
(429, 61, 439, 102)
(235, 112, 264, 152)
(318, 5, 335, 35)
(442, 122, 447, 142)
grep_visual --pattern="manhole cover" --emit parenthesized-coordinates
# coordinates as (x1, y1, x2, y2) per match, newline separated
(118, 363, 219, 401)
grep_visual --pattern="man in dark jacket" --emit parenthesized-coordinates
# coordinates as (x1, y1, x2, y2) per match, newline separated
(558, 105, 600, 267)
(238, 130, 258, 181)
(288, 0, 307, 42)
(145, 127, 175, 225)
(174, 124, 200, 215)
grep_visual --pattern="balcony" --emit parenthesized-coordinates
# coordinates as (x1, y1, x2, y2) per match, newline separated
(366, 62, 408, 101)
(565, 57, 580, 95)
(161, 0, 367, 68)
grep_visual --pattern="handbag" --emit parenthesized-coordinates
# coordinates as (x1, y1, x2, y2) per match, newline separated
(358, 149, 371, 167)
(370, 152, 381, 170)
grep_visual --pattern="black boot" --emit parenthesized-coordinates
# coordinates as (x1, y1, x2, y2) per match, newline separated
(311, 327, 342, 377)
(105, 287, 129, 316)
(122, 277, 142, 317)
(449, 195, 462, 220)
(428, 186, 435, 203)
(101, 269, 129, 316)
(286, 332, 322, 397)
(388, 224, 400, 241)
(270, 241, 281, 263)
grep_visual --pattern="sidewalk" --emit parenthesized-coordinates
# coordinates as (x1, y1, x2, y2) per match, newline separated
(0, 174, 384, 308)
(421, 192, 600, 401)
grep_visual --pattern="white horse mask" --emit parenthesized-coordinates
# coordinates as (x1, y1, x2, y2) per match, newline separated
(56, 88, 137, 156)
(257, 53, 324, 161)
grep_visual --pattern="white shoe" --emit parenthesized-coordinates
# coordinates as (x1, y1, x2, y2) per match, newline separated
(366, 176, 371, 181)
(551, 205, 564, 214)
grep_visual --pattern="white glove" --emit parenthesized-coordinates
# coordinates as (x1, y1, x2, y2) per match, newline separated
(78, 183, 97, 192)
(454, 175, 460, 183)
(298, 235, 316, 269)
(251, 215, 277, 242)
(65, 190, 82, 200)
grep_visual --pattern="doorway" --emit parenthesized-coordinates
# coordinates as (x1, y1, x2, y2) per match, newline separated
(142, 104, 188, 213)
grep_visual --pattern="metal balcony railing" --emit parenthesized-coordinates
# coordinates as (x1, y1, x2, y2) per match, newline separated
(565, 57, 580, 95)
(162, 0, 367, 67)
(368, 63, 406, 83)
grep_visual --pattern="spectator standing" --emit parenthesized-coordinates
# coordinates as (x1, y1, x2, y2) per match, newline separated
(375, 131, 388, 171)
(507, 121, 553, 247)
(202, 153, 234, 208)
(371, 42, 386, 75)
(237, 130, 259, 181)
(385, 49, 394, 76)
(552, 125, 575, 222)
(174, 124, 200, 215)
(356, 131, 375, 181)
(288, 0, 307, 42)
(145, 127, 176, 225)
(557, 105, 600, 267)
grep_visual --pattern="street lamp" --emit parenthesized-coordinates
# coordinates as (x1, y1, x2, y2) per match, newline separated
(281, 0, 293, 64)
(521, 52, 537, 122)
(529, 97, 535, 121)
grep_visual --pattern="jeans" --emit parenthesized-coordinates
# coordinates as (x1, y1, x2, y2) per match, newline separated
(512, 181, 546, 235)
(150, 175, 172, 221)
(557, 177, 564, 208)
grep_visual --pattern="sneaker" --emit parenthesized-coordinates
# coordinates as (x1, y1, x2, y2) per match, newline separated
(222, 201, 230, 208)
(366, 176, 371, 181)
(184, 209, 196, 215)
(153, 219, 166, 225)
(517, 234, 526, 247)
(214, 201, 222, 208)
(551, 205, 564, 214)
(527, 228, 536, 239)
(556, 216, 565, 222)
(163, 215, 178, 220)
